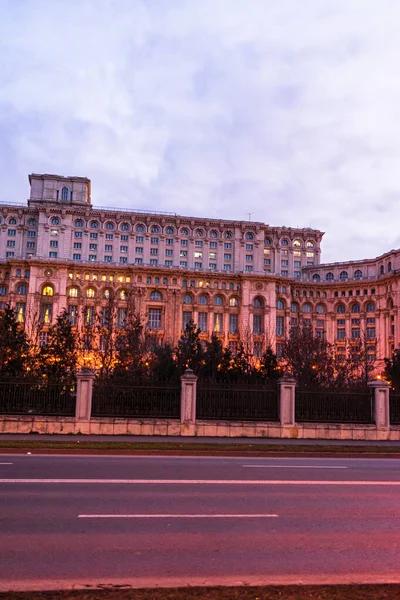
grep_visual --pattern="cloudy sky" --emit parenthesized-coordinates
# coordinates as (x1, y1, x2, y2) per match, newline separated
(1, 0, 400, 263)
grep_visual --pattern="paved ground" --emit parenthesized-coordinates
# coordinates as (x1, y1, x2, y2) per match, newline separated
(1, 434, 400, 446)
(1, 454, 400, 590)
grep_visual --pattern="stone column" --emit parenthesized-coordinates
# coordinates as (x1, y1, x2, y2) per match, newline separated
(279, 375, 296, 426)
(180, 368, 198, 424)
(368, 379, 390, 429)
(75, 368, 95, 420)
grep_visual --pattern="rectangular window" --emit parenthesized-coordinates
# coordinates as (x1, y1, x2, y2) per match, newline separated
(229, 313, 238, 333)
(229, 341, 238, 355)
(213, 312, 223, 332)
(90, 232, 98, 239)
(245, 244, 253, 250)
(49, 251, 57, 258)
(68, 305, 78, 325)
(316, 328, 324, 339)
(351, 328, 360, 339)
(150, 259, 158, 265)
(180, 250, 188, 257)
(120, 257, 127, 263)
(351, 318, 360, 325)
(281, 270, 288, 276)
(209, 252, 217, 259)
(224, 243, 232, 249)
(194, 251, 203, 258)
(150, 248, 158, 255)
(306, 251, 315, 258)
(337, 319, 346, 325)
(281, 249, 288, 256)
(294, 260, 301, 267)
(276, 316, 284, 336)
(41, 303, 53, 324)
(51, 229, 58, 236)
(294, 251, 301, 257)
(264, 259, 271, 265)
(254, 341, 263, 357)
(367, 327, 376, 338)
(105, 245, 113, 252)
(39, 332, 48, 347)
(84, 306, 95, 326)
(209, 263, 217, 270)
(194, 262, 202, 268)
(165, 249, 173, 256)
(294, 271, 301, 278)
(7, 240, 15, 247)
(135, 257, 143, 264)
(245, 265, 253, 272)
(367, 317, 376, 324)
(136, 236, 144, 243)
(195, 240, 203, 247)
(121, 235, 128, 241)
(253, 314, 262, 334)
(8, 229, 16, 236)
(246, 254, 253, 261)
(182, 311, 192, 329)
(117, 308, 127, 327)
(16, 303, 26, 324)
(89, 255, 97, 261)
(74, 242, 82, 249)
(281, 260, 288, 266)
(104, 256, 112, 262)
(89, 243, 97, 250)
(151, 237, 159, 244)
(198, 312, 207, 332)
(210, 241, 217, 249)
(27, 241, 35, 249)
(75, 231, 83, 238)
(50, 240, 58, 248)
(224, 253, 231, 260)
(27, 231, 36, 237)
(166, 238, 174, 245)
(105, 234, 113, 240)
(181, 239, 188, 246)
(180, 261, 187, 267)
(136, 247, 143, 253)
(165, 260, 173, 266)
(224, 264, 232, 271)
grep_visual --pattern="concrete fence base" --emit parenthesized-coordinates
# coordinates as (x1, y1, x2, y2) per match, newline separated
(1, 415, 400, 441)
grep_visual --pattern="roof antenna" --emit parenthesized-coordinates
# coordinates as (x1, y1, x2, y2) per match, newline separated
(246, 212, 254, 221)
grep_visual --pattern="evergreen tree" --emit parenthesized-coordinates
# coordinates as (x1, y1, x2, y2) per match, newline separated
(201, 334, 224, 380)
(38, 309, 78, 384)
(259, 345, 280, 380)
(0, 305, 30, 379)
(385, 349, 400, 390)
(175, 319, 204, 374)
(149, 343, 179, 383)
(114, 311, 148, 381)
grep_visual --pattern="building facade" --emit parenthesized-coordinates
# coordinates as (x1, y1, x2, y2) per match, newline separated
(0, 173, 399, 370)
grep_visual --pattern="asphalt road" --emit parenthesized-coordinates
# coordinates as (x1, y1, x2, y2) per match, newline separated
(1, 455, 400, 590)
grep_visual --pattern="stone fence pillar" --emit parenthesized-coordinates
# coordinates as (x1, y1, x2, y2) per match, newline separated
(368, 379, 390, 429)
(75, 368, 95, 420)
(279, 375, 296, 427)
(180, 368, 198, 424)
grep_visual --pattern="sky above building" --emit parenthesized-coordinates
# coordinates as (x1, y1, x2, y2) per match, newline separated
(1, 0, 400, 264)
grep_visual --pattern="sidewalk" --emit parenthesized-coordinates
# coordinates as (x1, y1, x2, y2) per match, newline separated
(1, 434, 400, 446)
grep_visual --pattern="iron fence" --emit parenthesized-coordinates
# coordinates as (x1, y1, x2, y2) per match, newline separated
(390, 391, 400, 425)
(0, 381, 76, 416)
(196, 380, 279, 421)
(295, 388, 374, 424)
(92, 382, 181, 418)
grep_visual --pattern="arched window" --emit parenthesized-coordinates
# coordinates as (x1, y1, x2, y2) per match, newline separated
(90, 220, 99, 229)
(75, 219, 84, 227)
(105, 222, 115, 230)
(229, 297, 239, 307)
(291, 302, 298, 312)
(245, 232, 254, 240)
(183, 294, 193, 304)
(103, 288, 112, 299)
(27, 218, 37, 227)
(17, 284, 27, 295)
(337, 304, 346, 314)
(351, 303, 360, 313)
(209, 230, 218, 238)
(326, 272, 334, 281)
(339, 271, 348, 281)
(276, 299, 284, 310)
(8, 218, 17, 225)
(254, 297, 263, 308)
(316, 304, 325, 314)
(166, 226, 174, 234)
(281, 239, 289, 246)
(181, 227, 189, 235)
(354, 269, 362, 280)
(214, 295, 224, 306)
(68, 287, 79, 298)
(151, 225, 160, 233)
(86, 288, 95, 298)
(42, 285, 54, 296)
(195, 229, 204, 237)
(306, 241, 314, 248)
(51, 217, 60, 225)
(302, 303, 312, 313)
(388, 261, 392, 272)
(121, 223, 130, 231)
(293, 239, 302, 247)
(150, 290, 162, 301)
(380, 265, 384, 275)
(265, 237, 272, 245)
(0, 285, 6, 296)
(198, 294, 208, 305)
(61, 187, 68, 201)
(366, 302, 375, 312)
(119, 289, 128, 300)
(224, 231, 233, 239)
(136, 224, 145, 232)
(313, 274, 321, 282)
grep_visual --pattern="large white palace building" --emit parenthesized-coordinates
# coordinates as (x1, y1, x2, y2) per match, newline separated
(0, 173, 398, 369)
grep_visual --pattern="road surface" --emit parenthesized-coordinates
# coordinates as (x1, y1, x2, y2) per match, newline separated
(1, 454, 400, 590)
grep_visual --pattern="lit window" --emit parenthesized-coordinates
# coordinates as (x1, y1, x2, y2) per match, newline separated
(229, 297, 239, 307)
(69, 287, 79, 298)
(86, 288, 95, 298)
(42, 285, 54, 296)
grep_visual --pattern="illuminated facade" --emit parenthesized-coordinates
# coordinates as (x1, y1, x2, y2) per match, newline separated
(0, 173, 398, 370)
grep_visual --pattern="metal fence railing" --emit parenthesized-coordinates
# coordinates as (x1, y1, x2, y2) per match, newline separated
(91, 383, 181, 419)
(0, 381, 76, 416)
(390, 391, 400, 425)
(196, 380, 279, 422)
(295, 388, 374, 424)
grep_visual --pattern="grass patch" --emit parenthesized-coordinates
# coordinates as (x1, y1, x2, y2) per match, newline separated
(0, 439, 400, 454)
(1, 585, 400, 599)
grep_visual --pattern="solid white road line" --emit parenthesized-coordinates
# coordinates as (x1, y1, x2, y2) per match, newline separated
(0, 463, 13, 465)
(78, 513, 279, 518)
(242, 465, 348, 469)
(1, 478, 400, 485)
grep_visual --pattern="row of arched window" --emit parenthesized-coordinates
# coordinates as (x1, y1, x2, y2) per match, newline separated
(276, 300, 376, 313)
(265, 238, 315, 248)
(313, 265, 392, 282)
